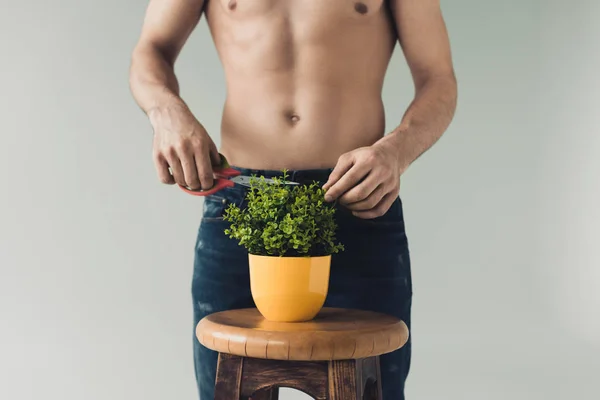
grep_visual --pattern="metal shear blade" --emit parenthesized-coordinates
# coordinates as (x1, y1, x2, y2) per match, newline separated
(229, 175, 300, 187)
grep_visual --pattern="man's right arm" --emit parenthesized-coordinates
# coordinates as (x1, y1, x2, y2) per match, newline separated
(129, 0, 219, 190)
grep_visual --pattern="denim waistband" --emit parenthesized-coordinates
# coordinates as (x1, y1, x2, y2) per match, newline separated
(230, 165, 334, 185)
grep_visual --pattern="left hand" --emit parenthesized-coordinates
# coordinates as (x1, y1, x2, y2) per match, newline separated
(322, 139, 403, 219)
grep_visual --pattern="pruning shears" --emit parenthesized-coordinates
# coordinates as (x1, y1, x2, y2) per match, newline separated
(179, 153, 300, 197)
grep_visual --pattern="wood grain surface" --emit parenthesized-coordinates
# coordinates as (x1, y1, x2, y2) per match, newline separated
(197, 307, 409, 361)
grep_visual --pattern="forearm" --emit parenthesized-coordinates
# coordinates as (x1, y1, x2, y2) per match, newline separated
(129, 45, 188, 117)
(380, 74, 458, 173)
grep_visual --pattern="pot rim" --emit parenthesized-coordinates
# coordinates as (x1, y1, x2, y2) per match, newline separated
(248, 253, 332, 259)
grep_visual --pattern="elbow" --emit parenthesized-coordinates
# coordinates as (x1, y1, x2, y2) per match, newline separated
(128, 42, 175, 91)
(417, 70, 457, 105)
(128, 47, 141, 91)
(415, 69, 456, 93)
(439, 71, 457, 108)
(128, 44, 148, 91)
(445, 71, 458, 100)
(436, 73, 458, 119)
(413, 70, 458, 121)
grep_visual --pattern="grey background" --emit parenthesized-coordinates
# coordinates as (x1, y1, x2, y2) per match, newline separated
(1, 0, 599, 399)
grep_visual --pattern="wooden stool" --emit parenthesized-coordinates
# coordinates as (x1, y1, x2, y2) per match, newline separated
(197, 307, 409, 399)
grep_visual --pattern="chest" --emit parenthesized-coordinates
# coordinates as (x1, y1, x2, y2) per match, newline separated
(211, 0, 387, 20)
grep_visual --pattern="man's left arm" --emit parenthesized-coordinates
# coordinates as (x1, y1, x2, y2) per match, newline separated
(323, 0, 457, 218)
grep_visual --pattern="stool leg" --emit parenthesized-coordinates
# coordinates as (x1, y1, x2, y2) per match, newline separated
(360, 357, 382, 400)
(214, 353, 243, 400)
(328, 360, 360, 399)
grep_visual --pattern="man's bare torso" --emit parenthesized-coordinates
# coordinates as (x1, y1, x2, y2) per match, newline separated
(205, 0, 396, 170)
(131, 0, 455, 200)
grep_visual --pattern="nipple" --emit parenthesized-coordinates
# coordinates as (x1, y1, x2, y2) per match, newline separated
(228, 0, 237, 10)
(354, 2, 368, 14)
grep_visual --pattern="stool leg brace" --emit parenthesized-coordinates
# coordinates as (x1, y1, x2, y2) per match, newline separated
(214, 353, 382, 400)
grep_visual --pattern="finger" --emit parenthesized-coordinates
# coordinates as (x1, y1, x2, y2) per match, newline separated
(165, 152, 186, 187)
(338, 172, 381, 205)
(195, 149, 214, 190)
(352, 192, 396, 219)
(323, 154, 354, 192)
(208, 142, 221, 166)
(181, 150, 201, 190)
(344, 184, 386, 211)
(324, 163, 371, 202)
(154, 155, 175, 185)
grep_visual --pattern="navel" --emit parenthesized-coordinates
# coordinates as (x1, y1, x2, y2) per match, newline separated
(354, 2, 368, 15)
(284, 110, 301, 125)
(228, 0, 237, 11)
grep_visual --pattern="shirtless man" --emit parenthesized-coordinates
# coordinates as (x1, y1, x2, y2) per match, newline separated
(129, 0, 456, 398)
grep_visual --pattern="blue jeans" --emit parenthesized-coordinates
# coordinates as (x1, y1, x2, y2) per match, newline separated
(192, 167, 412, 399)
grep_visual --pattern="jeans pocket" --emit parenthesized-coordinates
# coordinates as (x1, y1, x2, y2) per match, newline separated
(201, 188, 248, 222)
(201, 195, 229, 221)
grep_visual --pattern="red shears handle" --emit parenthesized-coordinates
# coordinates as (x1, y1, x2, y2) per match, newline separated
(178, 153, 240, 197)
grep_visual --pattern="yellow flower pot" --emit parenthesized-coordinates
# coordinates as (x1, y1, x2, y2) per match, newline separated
(248, 254, 331, 322)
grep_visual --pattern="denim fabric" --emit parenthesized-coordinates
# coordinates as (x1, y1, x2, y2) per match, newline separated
(192, 167, 412, 399)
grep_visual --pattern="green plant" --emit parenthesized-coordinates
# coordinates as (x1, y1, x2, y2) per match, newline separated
(223, 171, 344, 257)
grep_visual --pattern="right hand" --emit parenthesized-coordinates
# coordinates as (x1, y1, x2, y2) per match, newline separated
(149, 104, 220, 190)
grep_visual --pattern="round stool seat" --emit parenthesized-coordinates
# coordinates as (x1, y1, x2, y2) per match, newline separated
(197, 307, 409, 361)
